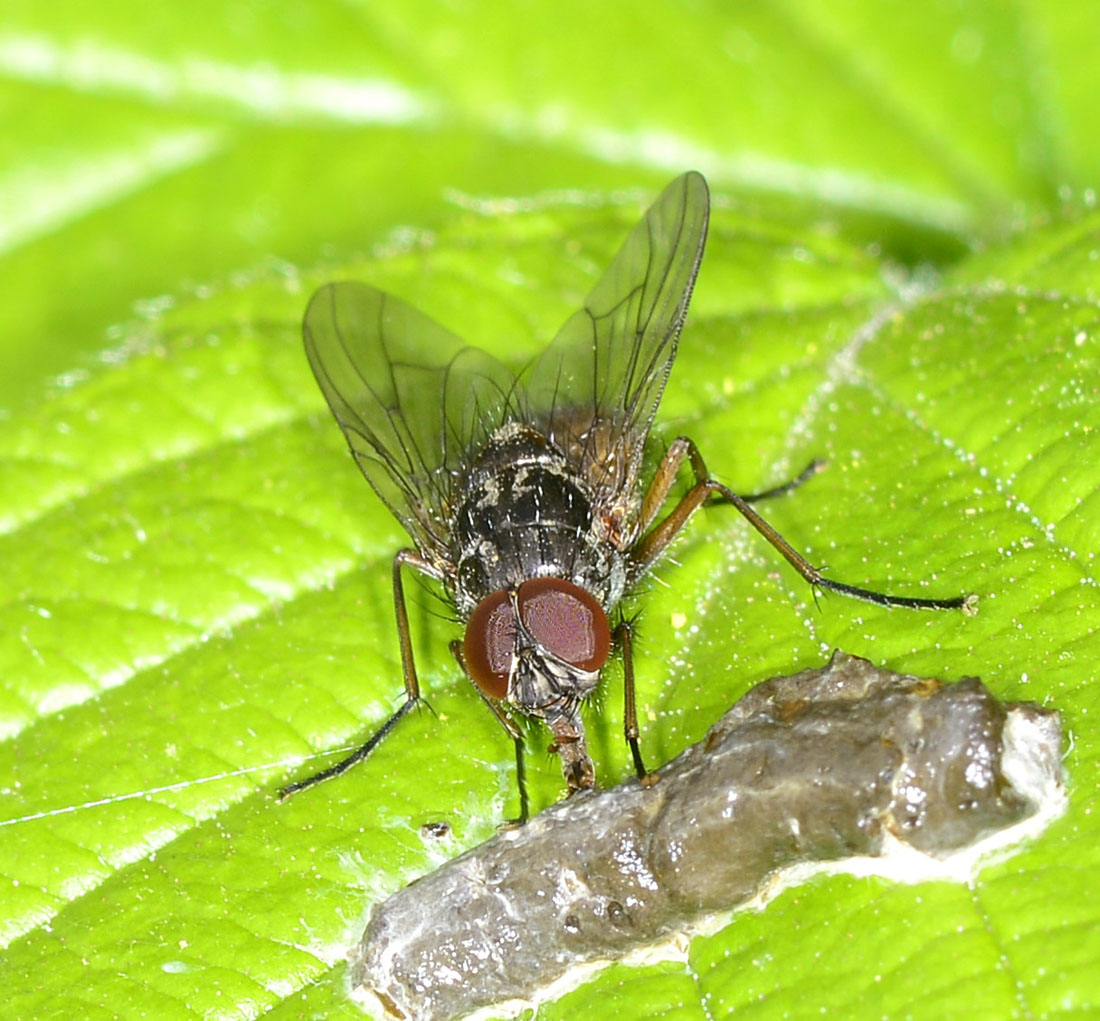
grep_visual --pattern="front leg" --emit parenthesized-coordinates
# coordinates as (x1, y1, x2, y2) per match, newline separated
(450, 639, 530, 826)
(278, 548, 440, 800)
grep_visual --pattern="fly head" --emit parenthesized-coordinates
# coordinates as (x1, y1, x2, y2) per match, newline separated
(463, 577, 610, 716)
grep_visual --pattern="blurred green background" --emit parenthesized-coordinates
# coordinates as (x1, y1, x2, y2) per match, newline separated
(6, 0, 1098, 406)
(2, 1, 1099, 1019)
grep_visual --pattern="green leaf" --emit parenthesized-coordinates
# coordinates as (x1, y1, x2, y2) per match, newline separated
(3, 2, 1099, 1019)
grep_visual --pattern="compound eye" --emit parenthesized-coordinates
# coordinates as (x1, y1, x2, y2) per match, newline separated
(463, 590, 515, 699)
(517, 578, 610, 672)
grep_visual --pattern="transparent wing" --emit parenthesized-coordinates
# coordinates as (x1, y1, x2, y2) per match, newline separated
(522, 172, 709, 500)
(304, 281, 520, 556)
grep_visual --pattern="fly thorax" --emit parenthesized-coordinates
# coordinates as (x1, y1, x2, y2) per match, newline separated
(450, 426, 618, 615)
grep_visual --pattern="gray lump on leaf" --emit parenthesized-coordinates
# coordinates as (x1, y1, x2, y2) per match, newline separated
(350, 652, 1063, 1021)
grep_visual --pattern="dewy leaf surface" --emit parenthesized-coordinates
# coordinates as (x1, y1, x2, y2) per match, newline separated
(2, 2, 1099, 1019)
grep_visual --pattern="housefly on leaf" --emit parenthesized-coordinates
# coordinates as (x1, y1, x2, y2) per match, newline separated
(281, 173, 972, 823)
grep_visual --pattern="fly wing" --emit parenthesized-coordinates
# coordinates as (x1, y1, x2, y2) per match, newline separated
(304, 281, 520, 558)
(522, 172, 709, 503)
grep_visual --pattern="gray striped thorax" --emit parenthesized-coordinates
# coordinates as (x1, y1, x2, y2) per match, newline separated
(450, 422, 626, 619)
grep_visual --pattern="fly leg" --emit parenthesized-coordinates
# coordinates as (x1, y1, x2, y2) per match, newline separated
(616, 620, 653, 783)
(736, 458, 825, 503)
(450, 640, 530, 826)
(635, 441, 823, 542)
(278, 548, 440, 801)
(629, 436, 972, 610)
(634, 439, 820, 545)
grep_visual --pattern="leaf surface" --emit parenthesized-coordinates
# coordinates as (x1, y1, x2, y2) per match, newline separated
(2, 2, 1099, 1018)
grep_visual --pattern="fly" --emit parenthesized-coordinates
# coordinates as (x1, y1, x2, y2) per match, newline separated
(280, 172, 972, 823)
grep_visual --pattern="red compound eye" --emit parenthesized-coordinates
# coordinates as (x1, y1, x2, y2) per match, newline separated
(464, 580, 611, 698)
(517, 577, 610, 673)
(464, 590, 515, 698)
